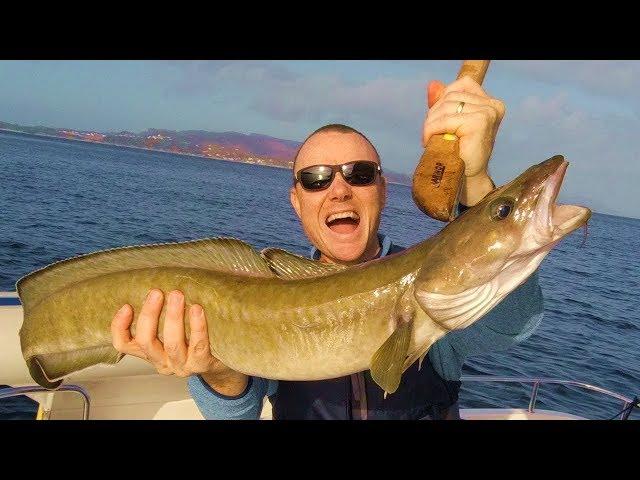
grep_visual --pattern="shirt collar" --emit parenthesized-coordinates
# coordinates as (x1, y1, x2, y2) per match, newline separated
(309, 233, 393, 260)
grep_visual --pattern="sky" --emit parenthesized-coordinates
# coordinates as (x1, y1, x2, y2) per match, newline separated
(0, 60, 638, 218)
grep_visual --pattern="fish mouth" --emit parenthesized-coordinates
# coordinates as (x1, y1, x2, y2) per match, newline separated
(501, 159, 591, 293)
(529, 159, 591, 250)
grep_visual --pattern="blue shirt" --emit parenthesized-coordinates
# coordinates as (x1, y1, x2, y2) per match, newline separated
(188, 233, 544, 420)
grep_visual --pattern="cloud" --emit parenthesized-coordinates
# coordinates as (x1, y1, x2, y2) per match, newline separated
(492, 91, 640, 216)
(501, 60, 640, 105)
(507, 92, 634, 159)
(249, 75, 425, 128)
(166, 61, 298, 96)
(165, 60, 428, 128)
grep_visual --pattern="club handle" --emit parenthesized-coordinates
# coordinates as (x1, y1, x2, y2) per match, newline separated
(412, 60, 491, 222)
(456, 60, 490, 84)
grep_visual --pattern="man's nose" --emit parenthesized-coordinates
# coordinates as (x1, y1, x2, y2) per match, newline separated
(328, 172, 353, 201)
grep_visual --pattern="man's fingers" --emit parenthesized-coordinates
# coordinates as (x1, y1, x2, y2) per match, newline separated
(163, 290, 188, 371)
(135, 289, 168, 367)
(427, 101, 492, 125)
(431, 91, 505, 119)
(111, 304, 150, 359)
(440, 76, 488, 99)
(111, 304, 134, 350)
(186, 304, 214, 373)
(422, 111, 488, 147)
(424, 103, 499, 146)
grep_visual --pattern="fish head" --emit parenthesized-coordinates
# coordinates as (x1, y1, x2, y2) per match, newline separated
(414, 155, 591, 331)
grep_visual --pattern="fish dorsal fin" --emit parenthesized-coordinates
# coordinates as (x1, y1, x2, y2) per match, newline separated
(261, 248, 347, 280)
(17, 237, 274, 311)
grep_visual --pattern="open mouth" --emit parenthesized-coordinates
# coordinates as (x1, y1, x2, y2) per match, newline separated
(325, 210, 361, 235)
(537, 160, 591, 243)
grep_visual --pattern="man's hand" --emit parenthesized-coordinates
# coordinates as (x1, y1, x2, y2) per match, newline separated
(111, 289, 249, 396)
(423, 76, 505, 206)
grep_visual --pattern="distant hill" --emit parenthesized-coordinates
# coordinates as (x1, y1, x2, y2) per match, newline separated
(0, 120, 411, 185)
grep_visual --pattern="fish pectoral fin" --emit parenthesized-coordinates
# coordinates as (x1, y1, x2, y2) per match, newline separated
(261, 248, 347, 280)
(370, 320, 412, 396)
(418, 352, 428, 371)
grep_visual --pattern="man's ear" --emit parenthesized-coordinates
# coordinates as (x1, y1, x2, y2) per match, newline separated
(380, 175, 387, 209)
(290, 186, 302, 219)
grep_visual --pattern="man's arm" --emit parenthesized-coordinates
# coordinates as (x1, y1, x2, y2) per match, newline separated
(188, 375, 278, 420)
(428, 269, 545, 381)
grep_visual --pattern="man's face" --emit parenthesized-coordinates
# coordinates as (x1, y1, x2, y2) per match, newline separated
(290, 131, 386, 264)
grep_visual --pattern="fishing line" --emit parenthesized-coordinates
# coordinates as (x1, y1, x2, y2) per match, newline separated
(607, 395, 639, 420)
(580, 221, 589, 248)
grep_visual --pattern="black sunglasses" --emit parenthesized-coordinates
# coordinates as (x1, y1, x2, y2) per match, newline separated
(294, 161, 382, 192)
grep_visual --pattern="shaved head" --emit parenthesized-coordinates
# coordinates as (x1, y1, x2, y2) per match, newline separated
(292, 124, 381, 176)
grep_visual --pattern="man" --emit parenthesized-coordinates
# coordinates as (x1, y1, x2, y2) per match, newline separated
(111, 77, 544, 419)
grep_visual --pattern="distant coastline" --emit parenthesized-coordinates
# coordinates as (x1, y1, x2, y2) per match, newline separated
(0, 128, 293, 171)
(0, 128, 412, 187)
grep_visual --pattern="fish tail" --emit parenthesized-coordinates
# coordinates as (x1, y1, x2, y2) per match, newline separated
(27, 357, 62, 390)
(26, 346, 123, 390)
(15, 236, 277, 389)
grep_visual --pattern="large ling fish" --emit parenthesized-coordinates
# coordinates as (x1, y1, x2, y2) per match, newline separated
(18, 156, 590, 393)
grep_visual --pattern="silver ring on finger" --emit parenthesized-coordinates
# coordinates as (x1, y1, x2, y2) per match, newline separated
(456, 101, 465, 114)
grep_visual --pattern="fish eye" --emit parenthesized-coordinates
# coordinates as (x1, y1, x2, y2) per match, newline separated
(490, 198, 514, 221)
